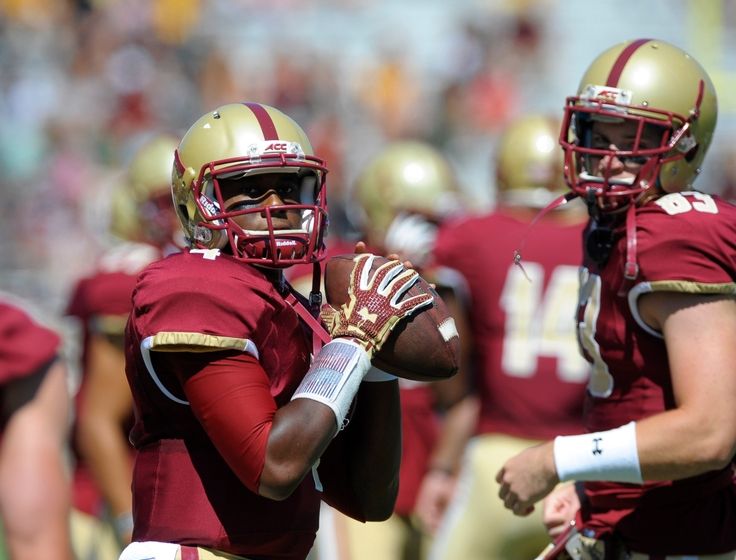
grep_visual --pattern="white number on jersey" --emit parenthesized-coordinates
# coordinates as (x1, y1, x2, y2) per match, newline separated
(500, 262, 589, 382)
(576, 268, 613, 398)
(655, 191, 718, 216)
(190, 248, 221, 260)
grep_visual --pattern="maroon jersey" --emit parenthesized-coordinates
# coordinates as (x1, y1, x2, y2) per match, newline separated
(126, 248, 320, 559)
(393, 381, 439, 515)
(66, 241, 160, 515)
(433, 209, 589, 440)
(67, 241, 162, 336)
(575, 192, 736, 553)
(0, 298, 60, 385)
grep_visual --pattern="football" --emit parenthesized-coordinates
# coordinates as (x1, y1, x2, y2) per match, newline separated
(324, 253, 460, 381)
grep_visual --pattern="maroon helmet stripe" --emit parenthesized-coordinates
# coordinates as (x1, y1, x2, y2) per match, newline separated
(243, 102, 279, 140)
(606, 38, 651, 86)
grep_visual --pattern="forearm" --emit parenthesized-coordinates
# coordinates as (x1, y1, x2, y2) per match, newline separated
(636, 408, 735, 480)
(553, 408, 736, 485)
(76, 415, 133, 516)
(427, 394, 478, 474)
(78, 334, 134, 515)
(263, 339, 376, 499)
(346, 380, 401, 515)
(319, 379, 401, 521)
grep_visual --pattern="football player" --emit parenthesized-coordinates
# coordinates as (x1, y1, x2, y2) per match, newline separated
(0, 295, 73, 560)
(419, 114, 590, 560)
(312, 141, 475, 560)
(119, 102, 431, 560)
(496, 39, 736, 557)
(66, 133, 180, 558)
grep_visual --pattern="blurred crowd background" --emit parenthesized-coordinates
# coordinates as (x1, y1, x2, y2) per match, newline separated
(2, 0, 736, 331)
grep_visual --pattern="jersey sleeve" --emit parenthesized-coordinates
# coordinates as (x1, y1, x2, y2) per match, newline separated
(636, 194, 736, 292)
(0, 301, 61, 383)
(628, 194, 736, 336)
(66, 273, 138, 335)
(155, 350, 276, 493)
(132, 253, 274, 356)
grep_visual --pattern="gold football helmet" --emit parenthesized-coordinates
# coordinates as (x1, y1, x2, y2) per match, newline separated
(128, 133, 180, 247)
(496, 114, 565, 208)
(129, 134, 178, 203)
(560, 38, 717, 211)
(354, 141, 464, 266)
(355, 141, 462, 240)
(108, 183, 140, 242)
(172, 102, 328, 266)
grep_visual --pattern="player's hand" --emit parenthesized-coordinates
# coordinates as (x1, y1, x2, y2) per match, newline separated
(320, 253, 433, 356)
(414, 469, 456, 534)
(542, 482, 580, 538)
(496, 441, 559, 516)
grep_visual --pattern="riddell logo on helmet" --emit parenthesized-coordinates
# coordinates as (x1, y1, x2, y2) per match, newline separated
(198, 194, 219, 216)
(264, 142, 288, 152)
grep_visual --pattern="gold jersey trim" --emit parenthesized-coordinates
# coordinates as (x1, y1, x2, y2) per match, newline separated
(628, 280, 736, 338)
(149, 331, 254, 353)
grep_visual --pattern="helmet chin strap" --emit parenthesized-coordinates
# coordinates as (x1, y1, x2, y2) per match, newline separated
(513, 192, 578, 281)
(284, 262, 330, 357)
(580, 189, 639, 296)
(616, 201, 639, 296)
(582, 188, 616, 267)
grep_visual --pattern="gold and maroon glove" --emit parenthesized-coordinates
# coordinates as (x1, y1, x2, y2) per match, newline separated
(320, 253, 434, 357)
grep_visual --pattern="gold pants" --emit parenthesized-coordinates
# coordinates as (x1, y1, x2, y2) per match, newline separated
(175, 546, 251, 560)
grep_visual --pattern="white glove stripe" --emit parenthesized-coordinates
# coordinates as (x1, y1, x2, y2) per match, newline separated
(378, 263, 406, 295)
(389, 272, 420, 306)
(358, 254, 376, 289)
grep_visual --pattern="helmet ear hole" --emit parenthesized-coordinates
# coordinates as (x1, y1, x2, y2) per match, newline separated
(684, 144, 699, 163)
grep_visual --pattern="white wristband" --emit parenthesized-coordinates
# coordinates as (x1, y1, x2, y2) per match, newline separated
(553, 421, 643, 484)
(362, 366, 398, 382)
(291, 339, 371, 430)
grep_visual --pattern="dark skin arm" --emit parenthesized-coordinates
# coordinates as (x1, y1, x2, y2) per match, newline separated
(180, 351, 401, 511)
(317, 379, 402, 521)
(260, 396, 340, 500)
(175, 350, 341, 502)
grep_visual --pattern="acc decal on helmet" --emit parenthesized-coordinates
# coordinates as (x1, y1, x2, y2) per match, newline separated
(560, 38, 717, 211)
(172, 102, 329, 267)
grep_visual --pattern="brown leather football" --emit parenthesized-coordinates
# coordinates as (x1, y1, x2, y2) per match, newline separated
(324, 253, 460, 381)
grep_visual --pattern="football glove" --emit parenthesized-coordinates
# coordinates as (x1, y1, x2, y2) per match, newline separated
(320, 253, 433, 357)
